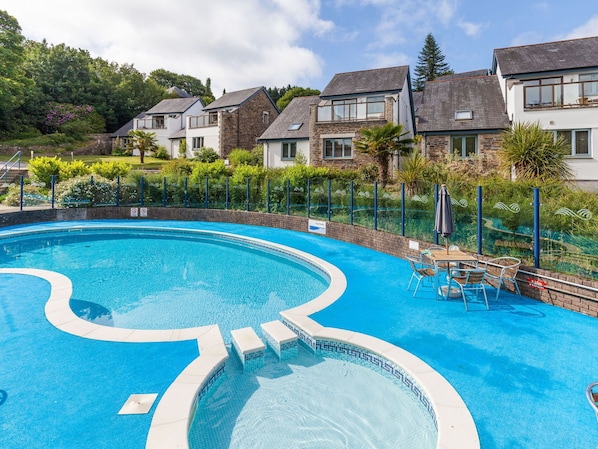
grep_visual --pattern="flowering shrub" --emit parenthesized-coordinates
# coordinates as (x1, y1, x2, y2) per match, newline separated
(59, 160, 91, 180)
(54, 175, 116, 207)
(44, 103, 105, 138)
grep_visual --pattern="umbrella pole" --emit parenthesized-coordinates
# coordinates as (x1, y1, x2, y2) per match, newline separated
(446, 239, 449, 254)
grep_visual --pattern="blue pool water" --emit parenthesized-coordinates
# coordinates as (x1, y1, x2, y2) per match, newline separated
(1, 220, 597, 449)
(0, 227, 328, 335)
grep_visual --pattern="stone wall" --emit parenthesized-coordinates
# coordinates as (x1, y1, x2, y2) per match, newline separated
(423, 132, 502, 168)
(1, 207, 596, 318)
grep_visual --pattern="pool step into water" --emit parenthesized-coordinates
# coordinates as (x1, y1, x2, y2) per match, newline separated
(231, 321, 300, 371)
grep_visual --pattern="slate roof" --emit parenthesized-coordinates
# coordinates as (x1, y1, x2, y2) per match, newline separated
(258, 96, 320, 141)
(321, 66, 410, 98)
(493, 36, 598, 76)
(203, 86, 276, 111)
(417, 75, 509, 133)
(110, 119, 134, 138)
(145, 97, 203, 114)
(436, 69, 489, 81)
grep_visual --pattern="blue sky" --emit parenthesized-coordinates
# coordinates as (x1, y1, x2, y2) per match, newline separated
(1, 0, 597, 95)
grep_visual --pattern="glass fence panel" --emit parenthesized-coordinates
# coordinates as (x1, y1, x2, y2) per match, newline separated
(377, 185, 402, 234)
(207, 177, 228, 209)
(308, 178, 328, 220)
(119, 179, 141, 207)
(248, 178, 266, 212)
(142, 176, 165, 207)
(267, 179, 287, 215)
(481, 184, 534, 265)
(353, 182, 375, 228)
(446, 183, 478, 253)
(404, 180, 435, 242)
(539, 186, 598, 280)
(289, 179, 308, 217)
(228, 179, 248, 210)
(187, 180, 207, 208)
(330, 179, 352, 224)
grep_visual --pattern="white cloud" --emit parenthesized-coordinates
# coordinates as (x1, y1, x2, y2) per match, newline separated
(458, 20, 482, 37)
(562, 16, 598, 39)
(0, 0, 332, 94)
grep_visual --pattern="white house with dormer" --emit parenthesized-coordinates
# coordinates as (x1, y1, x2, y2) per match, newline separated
(492, 36, 598, 190)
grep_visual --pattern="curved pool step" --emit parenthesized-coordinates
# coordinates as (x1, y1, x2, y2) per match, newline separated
(587, 382, 598, 421)
(231, 326, 266, 372)
(261, 320, 299, 361)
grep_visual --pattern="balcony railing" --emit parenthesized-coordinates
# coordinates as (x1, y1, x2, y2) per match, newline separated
(317, 100, 386, 122)
(189, 114, 218, 129)
(135, 119, 165, 130)
(524, 80, 598, 110)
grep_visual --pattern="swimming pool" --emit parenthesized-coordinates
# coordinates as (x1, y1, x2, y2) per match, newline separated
(1, 219, 596, 449)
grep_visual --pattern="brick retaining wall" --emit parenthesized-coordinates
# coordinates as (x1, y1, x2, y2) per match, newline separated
(1, 207, 596, 318)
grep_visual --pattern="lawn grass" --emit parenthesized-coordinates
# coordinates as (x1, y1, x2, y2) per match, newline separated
(0, 153, 166, 171)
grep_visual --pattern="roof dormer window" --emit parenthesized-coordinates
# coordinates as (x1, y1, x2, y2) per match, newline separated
(288, 122, 303, 131)
(455, 110, 473, 120)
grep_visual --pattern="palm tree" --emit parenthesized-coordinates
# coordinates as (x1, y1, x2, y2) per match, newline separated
(498, 121, 572, 183)
(127, 130, 158, 164)
(354, 122, 414, 187)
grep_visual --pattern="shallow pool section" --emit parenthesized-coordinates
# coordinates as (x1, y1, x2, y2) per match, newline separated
(0, 227, 331, 335)
(188, 346, 437, 449)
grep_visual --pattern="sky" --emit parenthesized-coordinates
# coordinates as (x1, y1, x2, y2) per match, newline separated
(2, 1, 598, 96)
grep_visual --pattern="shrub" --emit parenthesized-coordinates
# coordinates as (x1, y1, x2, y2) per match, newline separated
(228, 148, 254, 166)
(189, 160, 229, 183)
(193, 147, 219, 163)
(54, 175, 116, 207)
(230, 164, 265, 184)
(60, 160, 92, 180)
(154, 146, 170, 160)
(90, 161, 132, 180)
(160, 159, 195, 177)
(28, 156, 63, 186)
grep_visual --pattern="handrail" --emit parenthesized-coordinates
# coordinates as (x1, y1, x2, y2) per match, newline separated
(0, 151, 22, 182)
(586, 382, 598, 420)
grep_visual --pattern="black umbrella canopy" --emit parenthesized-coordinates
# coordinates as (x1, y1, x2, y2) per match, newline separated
(434, 184, 454, 253)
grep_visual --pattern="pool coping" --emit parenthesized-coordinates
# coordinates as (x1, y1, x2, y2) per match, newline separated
(1, 224, 480, 449)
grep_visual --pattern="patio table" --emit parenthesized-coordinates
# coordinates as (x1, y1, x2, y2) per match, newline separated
(423, 249, 478, 299)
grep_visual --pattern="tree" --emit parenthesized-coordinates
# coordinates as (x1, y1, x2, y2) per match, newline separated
(353, 123, 414, 187)
(276, 87, 320, 110)
(413, 33, 453, 91)
(126, 130, 158, 164)
(149, 69, 215, 103)
(0, 10, 29, 135)
(498, 121, 572, 184)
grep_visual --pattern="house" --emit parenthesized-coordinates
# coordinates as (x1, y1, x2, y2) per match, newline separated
(492, 36, 598, 189)
(133, 97, 204, 158)
(308, 66, 416, 170)
(416, 72, 509, 164)
(259, 95, 320, 168)
(185, 86, 280, 159)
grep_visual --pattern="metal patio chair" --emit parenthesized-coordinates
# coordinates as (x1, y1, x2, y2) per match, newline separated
(479, 257, 521, 301)
(448, 268, 489, 311)
(406, 256, 436, 297)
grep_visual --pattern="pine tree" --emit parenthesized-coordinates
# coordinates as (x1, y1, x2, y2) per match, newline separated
(413, 33, 453, 91)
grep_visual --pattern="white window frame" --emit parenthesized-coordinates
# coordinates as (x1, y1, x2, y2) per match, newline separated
(553, 129, 591, 157)
(192, 136, 204, 150)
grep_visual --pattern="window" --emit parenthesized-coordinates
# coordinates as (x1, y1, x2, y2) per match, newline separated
(288, 122, 303, 131)
(263, 111, 270, 125)
(332, 99, 357, 120)
(209, 112, 218, 125)
(451, 135, 477, 158)
(523, 77, 562, 108)
(282, 141, 297, 160)
(580, 73, 598, 96)
(323, 138, 353, 159)
(152, 115, 165, 129)
(455, 110, 473, 120)
(192, 137, 204, 150)
(553, 129, 590, 156)
(366, 95, 385, 117)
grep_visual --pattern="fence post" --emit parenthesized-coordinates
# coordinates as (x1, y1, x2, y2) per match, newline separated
(225, 177, 229, 210)
(205, 177, 209, 209)
(533, 188, 541, 268)
(163, 177, 167, 207)
(327, 179, 331, 221)
(266, 178, 271, 213)
(307, 178, 311, 218)
(140, 177, 145, 206)
(19, 175, 24, 211)
(286, 179, 290, 215)
(350, 180, 354, 225)
(51, 175, 56, 209)
(246, 178, 250, 211)
(477, 185, 483, 255)
(434, 183, 439, 245)
(373, 181, 378, 230)
(401, 182, 405, 236)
